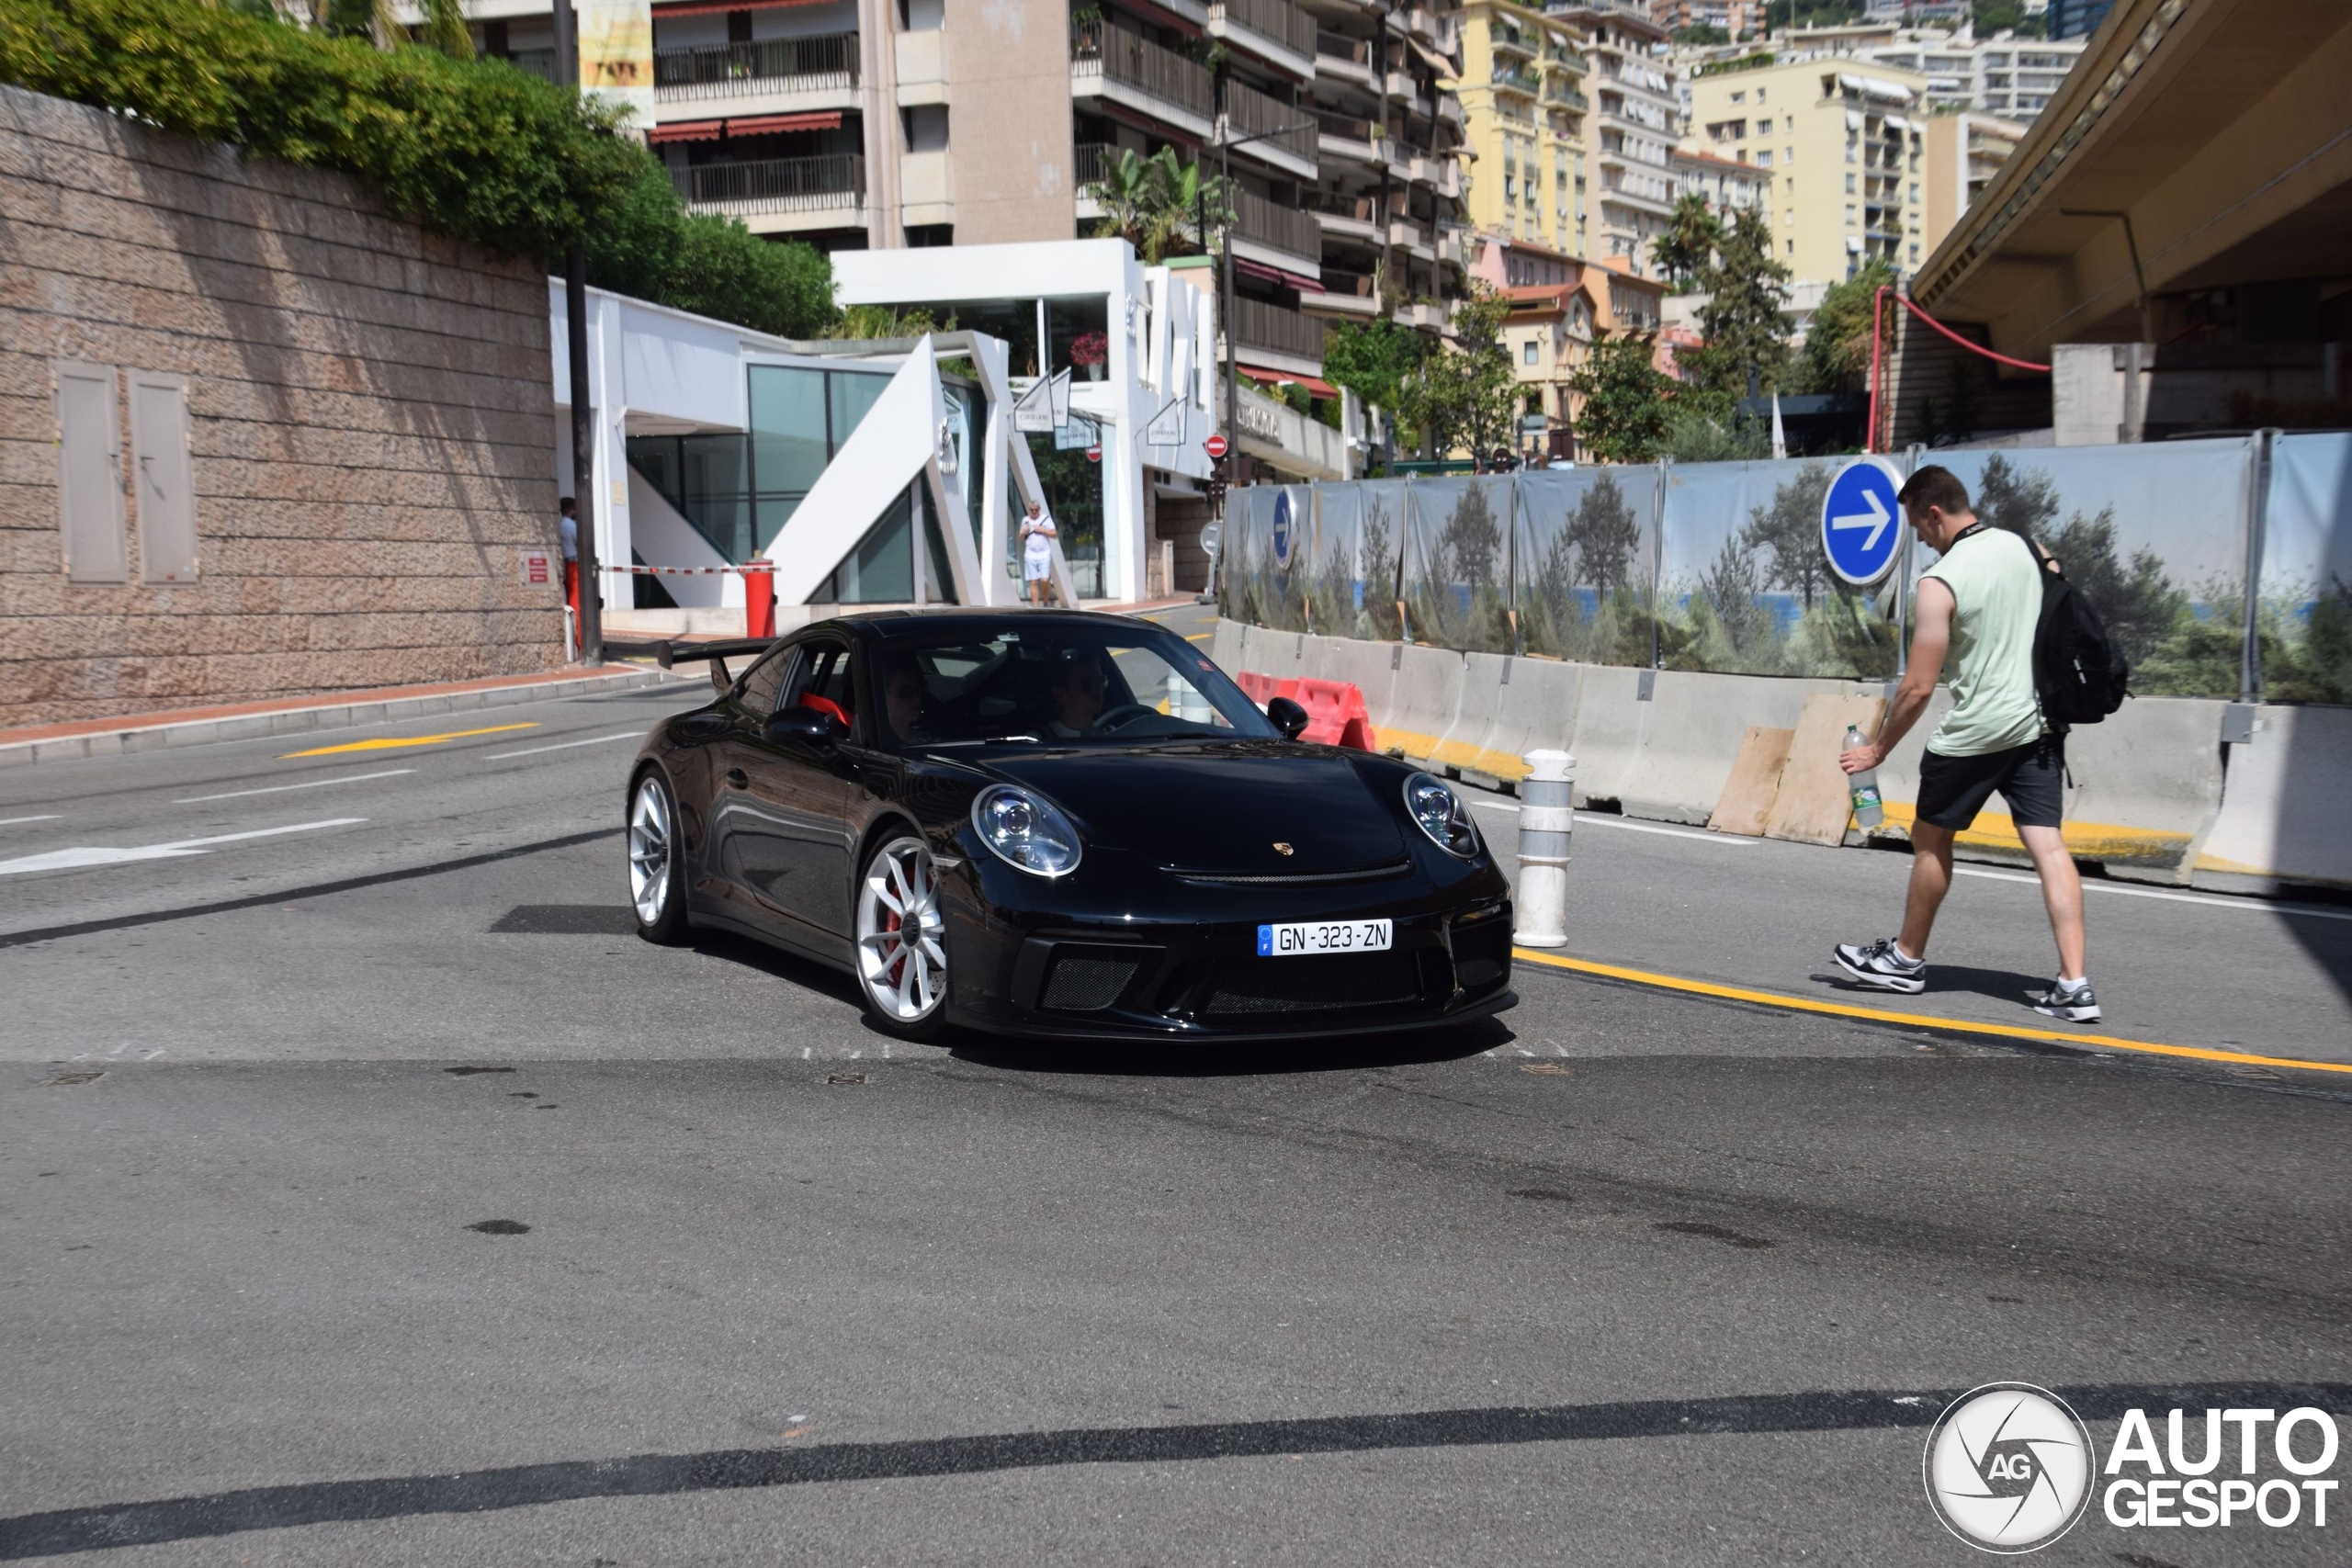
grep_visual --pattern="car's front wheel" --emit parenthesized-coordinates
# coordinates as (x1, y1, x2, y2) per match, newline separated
(854, 833, 951, 1042)
(628, 770, 689, 945)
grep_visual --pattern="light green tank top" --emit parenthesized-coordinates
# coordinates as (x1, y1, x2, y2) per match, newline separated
(1921, 526, 2046, 758)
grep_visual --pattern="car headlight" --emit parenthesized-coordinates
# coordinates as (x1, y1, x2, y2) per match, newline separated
(970, 784, 1083, 878)
(1403, 773, 1479, 860)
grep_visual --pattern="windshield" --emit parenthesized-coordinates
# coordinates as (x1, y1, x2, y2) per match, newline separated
(872, 625, 1278, 747)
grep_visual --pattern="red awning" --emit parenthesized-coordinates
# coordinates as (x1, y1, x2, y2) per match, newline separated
(1233, 256, 1323, 292)
(723, 111, 842, 135)
(648, 119, 724, 143)
(1238, 366, 1340, 400)
(652, 0, 835, 16)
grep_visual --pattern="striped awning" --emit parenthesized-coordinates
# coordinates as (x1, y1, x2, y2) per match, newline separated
(651, 0, 837, 16)
(648, 120, 723, 143)
(724, 111, 842, 134)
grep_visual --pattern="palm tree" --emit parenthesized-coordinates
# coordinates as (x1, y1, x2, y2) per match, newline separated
(1084, 147, 1229, 264)
(1651, 192, 1722, 291)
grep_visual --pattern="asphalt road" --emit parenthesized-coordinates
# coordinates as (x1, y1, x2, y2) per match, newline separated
(3, 652, 2348, 1565)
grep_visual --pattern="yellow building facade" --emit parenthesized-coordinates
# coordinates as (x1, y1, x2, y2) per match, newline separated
(1685, 56, 1928, 289)
(1449, 0, 1590, 258)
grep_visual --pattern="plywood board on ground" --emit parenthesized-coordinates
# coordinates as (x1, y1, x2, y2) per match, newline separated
(1708, 725, 1795, 837)
(1763, 694, 1888, 847)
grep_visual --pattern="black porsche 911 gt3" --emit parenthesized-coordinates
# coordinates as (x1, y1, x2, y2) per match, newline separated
(625, 609, 1514, 1043)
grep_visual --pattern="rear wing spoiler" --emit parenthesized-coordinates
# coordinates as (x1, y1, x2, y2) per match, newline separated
(604, 637, 778, 694)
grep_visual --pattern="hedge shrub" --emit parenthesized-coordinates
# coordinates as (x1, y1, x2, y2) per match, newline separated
(0, 0, 838, 337)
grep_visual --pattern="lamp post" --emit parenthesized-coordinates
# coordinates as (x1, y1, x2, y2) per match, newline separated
(1214, 119, 1318, 498)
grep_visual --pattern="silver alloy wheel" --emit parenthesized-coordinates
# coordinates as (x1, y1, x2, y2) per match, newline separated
(628, 775, 672, 926)
(855, 835, 946, 1023)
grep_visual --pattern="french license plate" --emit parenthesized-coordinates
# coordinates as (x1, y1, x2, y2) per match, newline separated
(1256, 919, 1393, 957)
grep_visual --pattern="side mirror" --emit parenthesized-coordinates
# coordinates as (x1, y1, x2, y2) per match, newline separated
(763, 705, 842, 747)
(1264, 695, 1310, 741)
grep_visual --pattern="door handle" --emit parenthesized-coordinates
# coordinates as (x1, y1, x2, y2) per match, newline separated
(726, 768, 749, 789)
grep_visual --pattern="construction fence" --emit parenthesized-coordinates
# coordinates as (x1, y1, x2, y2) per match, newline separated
(1222, 433, 2352, 705)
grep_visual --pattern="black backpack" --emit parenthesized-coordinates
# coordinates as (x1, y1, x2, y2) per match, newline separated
(2027, 540, 2129, 728)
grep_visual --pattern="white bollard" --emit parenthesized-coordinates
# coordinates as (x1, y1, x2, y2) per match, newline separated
(1513, 749, 1575, 949)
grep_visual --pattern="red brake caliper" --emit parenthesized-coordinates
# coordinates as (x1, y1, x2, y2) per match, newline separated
(884, 861, 905, 983)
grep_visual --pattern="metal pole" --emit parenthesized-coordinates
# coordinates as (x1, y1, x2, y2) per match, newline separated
(1222, 138, 1239, 504)
(554, 0, 602, 665)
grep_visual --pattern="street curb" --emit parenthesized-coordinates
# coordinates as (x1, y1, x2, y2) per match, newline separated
(0, 666, 694, 768)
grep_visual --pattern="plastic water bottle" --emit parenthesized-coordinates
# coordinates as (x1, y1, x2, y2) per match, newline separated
(1844, 724, 1884, 829)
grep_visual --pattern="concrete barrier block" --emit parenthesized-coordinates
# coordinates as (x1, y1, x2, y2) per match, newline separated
(1317, 638, 1403, 749)
(1211, 618, 1244, 672)
(1385, 645, 1468, 769)
(1433, 653, 1513, 783)
(1625, 672, 1839, 825)
(2194, 704, 2352, 893)
(1566, 665, 1649, 811)
(1476, 658, 1584, 785)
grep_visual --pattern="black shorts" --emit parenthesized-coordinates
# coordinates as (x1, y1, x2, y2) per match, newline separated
(1917, 737, 2064, 831)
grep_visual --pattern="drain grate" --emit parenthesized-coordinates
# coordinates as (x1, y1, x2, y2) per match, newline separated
(46, 1071, 103, 1087)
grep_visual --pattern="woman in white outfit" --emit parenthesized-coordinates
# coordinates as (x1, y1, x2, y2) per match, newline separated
(1019, 501, 1057, 607)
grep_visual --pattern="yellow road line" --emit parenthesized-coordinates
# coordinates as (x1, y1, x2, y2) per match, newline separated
(1185, 632, 1213, 642)
(1509, 947, 2352, 1077)
(280, 723, 537, 759)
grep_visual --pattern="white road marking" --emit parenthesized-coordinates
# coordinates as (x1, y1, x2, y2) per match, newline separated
(484, 731, 641, 760)
(0, 818, 366, 876)
(1951, 865, 2352, 921)
(1465, 799, 1754, 845)
(0, 815, 63, 828)
(175, 769, 413, 804)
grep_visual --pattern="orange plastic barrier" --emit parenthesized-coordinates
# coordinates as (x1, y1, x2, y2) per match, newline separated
(1235, 671, 1377, 751)
(745, 564, 775, 640)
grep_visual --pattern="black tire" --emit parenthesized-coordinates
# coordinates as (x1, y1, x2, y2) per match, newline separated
(853, 832, 953, 1043)
(628, 770, 691, 945)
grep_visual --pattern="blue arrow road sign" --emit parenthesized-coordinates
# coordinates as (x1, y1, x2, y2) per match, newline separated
(1271, 489, 1296, 570)
(1819, 457, 1906, 587)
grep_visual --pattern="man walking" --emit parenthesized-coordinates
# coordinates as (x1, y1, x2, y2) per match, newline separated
(1019, 499, 1058, 607)
(1834, 466, 2098, 1022)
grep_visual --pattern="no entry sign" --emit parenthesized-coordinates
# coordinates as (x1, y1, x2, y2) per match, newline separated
(1204, 434, 1228, 459)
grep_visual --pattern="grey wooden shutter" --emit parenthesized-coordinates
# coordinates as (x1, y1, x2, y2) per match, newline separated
(51, 360, 126, 583)
(129, 371, 198, 583)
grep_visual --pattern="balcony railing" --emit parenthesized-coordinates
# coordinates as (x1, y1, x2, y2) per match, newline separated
(1310, 107, 1383, 151)
(1071, 19, 1214, 124)
(497, 47, 558, 84)
(1214, 0, 1315, 60)
(653, 33, 858, 101)
(1075, 142, 1114, 188)
(1232, 186, 1320, 262)
(1228, 296, 1329, 362)
(1316, 29, 1369, 68)
(1225, 78, 1316, 166)
(1544, 81, 1588, 112)
(673, 154, 865, 214)
(1492, 65, 1538, 94)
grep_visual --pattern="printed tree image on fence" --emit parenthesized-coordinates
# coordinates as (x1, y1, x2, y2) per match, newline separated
(1516, 472, 1657, 666)
(1660, 460, 1899, 678)
(1302, 488, 1404, 642)
(1401, 480, 1512, 654)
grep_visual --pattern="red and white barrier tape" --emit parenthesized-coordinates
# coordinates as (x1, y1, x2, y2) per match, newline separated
(606, 562, 775, 575)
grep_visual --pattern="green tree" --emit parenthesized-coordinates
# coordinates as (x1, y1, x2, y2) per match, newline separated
(1692, 205, 1792, 400)
(1568, 334, 1674, 463)
(1322, 318, 1427, 416)
(1792, 258, 1895, 395)
(1973, 453, 2061, 539)
(1651, 192, 1722, 291)
(1698, 533, 1772, 655)
(1664, 405, 1772, 462)
(1396, 284, 1520, 457)
(1566, 471, 1645, 594)
(418, 0, 471, 61)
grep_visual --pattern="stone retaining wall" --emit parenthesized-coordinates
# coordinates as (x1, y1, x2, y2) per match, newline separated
(0, 85, 562, 727)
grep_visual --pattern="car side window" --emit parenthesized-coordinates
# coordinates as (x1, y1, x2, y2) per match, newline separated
(782, 641, 855, 731)
(736, 646, 793, 717)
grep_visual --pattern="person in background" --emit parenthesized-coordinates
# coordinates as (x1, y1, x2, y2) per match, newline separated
(1019, 499, 1058, 607)
(1834, 466, 2097, 1022)
(881, 659, 933, 745)
(558, 497, 581, 649)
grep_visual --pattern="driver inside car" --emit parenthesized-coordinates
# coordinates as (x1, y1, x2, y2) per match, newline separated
(881, 657, 933, 744)
(1044, 648, 1109, 739)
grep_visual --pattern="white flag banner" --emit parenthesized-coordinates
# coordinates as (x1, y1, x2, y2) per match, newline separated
(1770, 393, 1788, 460)
(1054, 412, 1101, 452)
(1012, 376, 1055, 434)
(1144, 397, 1187, 447)
(1046, 368, 1071, 430)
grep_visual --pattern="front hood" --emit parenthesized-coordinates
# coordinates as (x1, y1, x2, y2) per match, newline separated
(977, 741, 1408, 874)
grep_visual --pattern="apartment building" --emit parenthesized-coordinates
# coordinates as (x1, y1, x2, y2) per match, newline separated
(2049, 0, 2113, 39)
(1861, 0, 1964, 20)
(1653, 2, 1761, 39)
(1687, 56, 1926, 286)
(1860, 28, 2085, 118)
(1550, 6, 1681, 281)
(1473, 233, 1668, 446)
(1669, 145, 1770, 218)
(1294, 6, 1476, 344)
(1449, 0, 1591, 258)
(1917, 110, 2023, 256)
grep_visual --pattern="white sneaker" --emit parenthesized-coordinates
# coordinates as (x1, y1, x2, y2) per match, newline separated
(2030, 979, 2101, 1022)
(1835, 937, 1927, 994)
